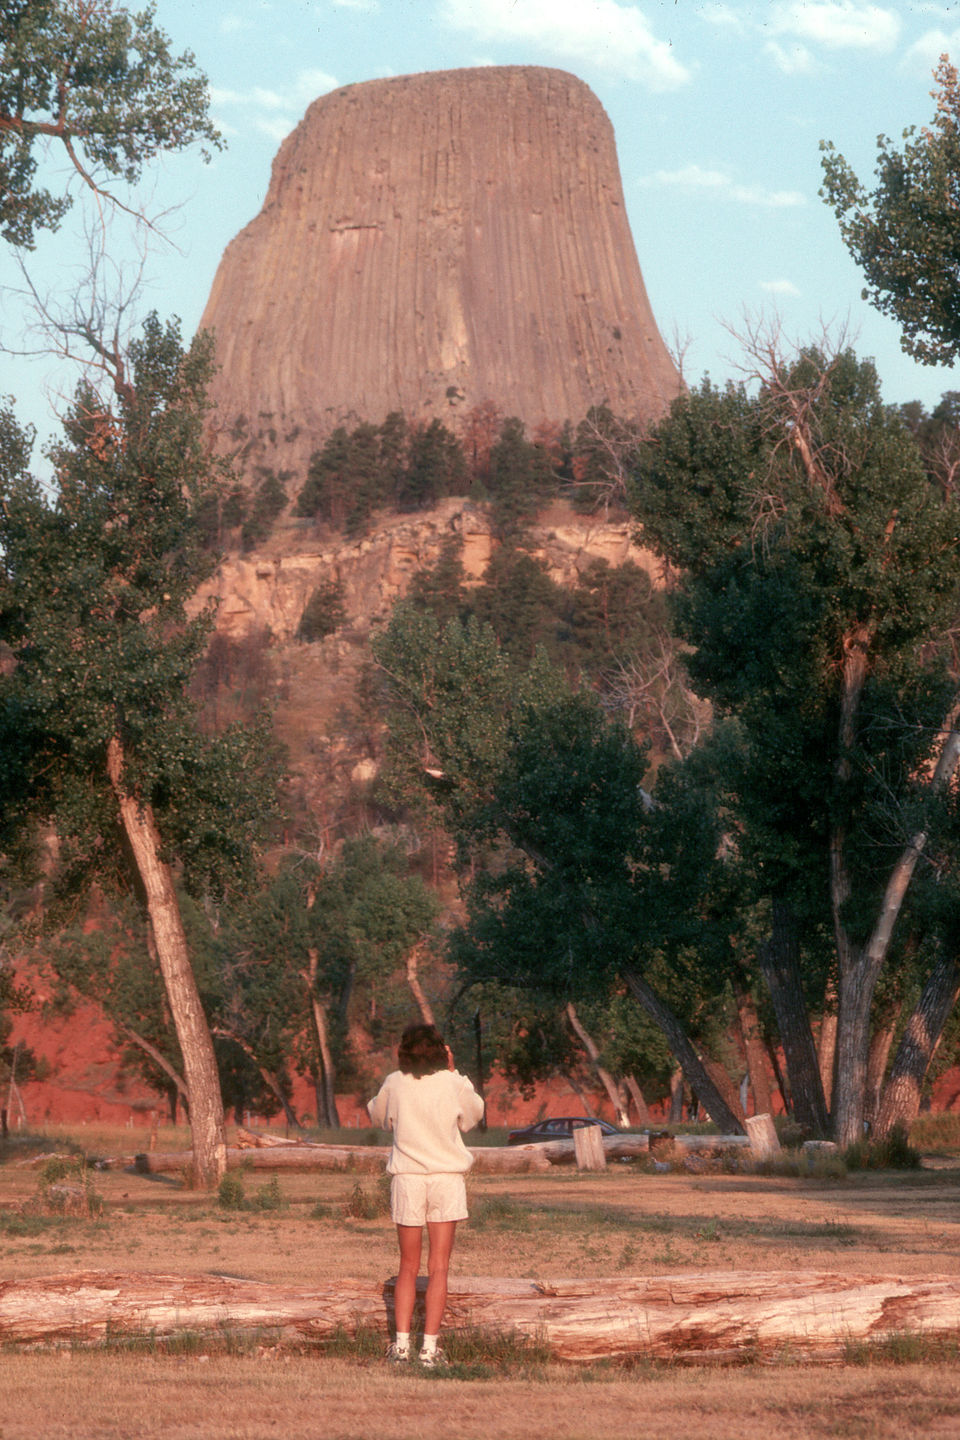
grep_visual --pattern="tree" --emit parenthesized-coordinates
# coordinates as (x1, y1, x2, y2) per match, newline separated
(1, 0, 221, 249)
(373, 605, 748, 1131)
(631, 339, 960, 1144)
(0, 316, 278, 1185)
(821, 55, 960, 365)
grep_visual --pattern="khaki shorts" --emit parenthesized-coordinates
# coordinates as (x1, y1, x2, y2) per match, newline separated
(391, 1172, 468, 1226)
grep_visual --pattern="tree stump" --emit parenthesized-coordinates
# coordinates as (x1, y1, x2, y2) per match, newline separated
(573, 1125, 607, 1171)
(744, 1114, 781, 1160)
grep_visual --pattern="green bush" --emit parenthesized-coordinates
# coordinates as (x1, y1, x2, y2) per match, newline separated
(298, 577, 346, 642)
(218, 1174, 247, 1210)
(844, 1125, 920, 1171)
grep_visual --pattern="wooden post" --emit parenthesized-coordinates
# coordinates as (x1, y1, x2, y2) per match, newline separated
(745, 1113, 780, 1160)
(573, 1124, 607, 1171)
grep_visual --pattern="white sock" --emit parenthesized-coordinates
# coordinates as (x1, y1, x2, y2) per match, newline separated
(421, 1334, 438, 1355)
(395, 1332, 410, 1351)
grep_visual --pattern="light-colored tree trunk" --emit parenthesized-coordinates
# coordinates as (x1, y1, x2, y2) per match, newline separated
(831, 680, 960, 1147)
(303, 947, 339, 1128)
(874, 951, 960, 1138)
(405, 940, 435, 1025)
(623, 1076, 650, 1126)
(669, 1066, 684, 1123)
(9, 1269, 960, 1363)
(106, 736, 226, 1189)
(565, 1003, 628, 1126)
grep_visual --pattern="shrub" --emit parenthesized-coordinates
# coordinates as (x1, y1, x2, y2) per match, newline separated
(843, 1125, 920, 1171)
(218, 1174, 248, 1210)
(298, 577, 347, 641)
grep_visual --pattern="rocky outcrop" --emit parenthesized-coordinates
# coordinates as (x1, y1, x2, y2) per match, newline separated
(200, 66, 680, 481)
(194, 500, 656, 644)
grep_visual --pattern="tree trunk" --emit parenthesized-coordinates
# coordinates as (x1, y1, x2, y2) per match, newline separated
(732, 979, 773, 1117)
(303, 948, 339, 1128)
(623, 1075, 650, 1126)
(864, 1012, 899, 1128)
(756, 902, 829, 1135)
(106, 736, 226, 1189)
(622, 968, 745, 1134)
(832, 691, 960, 1147)
(8, 1269, 960, 1363)
(874, 950, 960, 1138)
(817, 984, 838, 1114)
(405, 941, 435, 1024)
(565, 1003, 628, 1125)
(669, 1066, 684, 1123)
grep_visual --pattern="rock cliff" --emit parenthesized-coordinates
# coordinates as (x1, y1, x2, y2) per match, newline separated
(200, 66, 680, 480)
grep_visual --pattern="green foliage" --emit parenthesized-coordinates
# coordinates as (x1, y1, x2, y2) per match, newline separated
(217, 1173, 247, 1210)
(241, 469, 289, 550)
(843, 1125, 921, 1171)
(297, 576, 347, 642)
(821, 57, 960, 365)
(1, 0, 222, 248)
(0, 315, 279, 912)
(342, 1176, 391, 1219)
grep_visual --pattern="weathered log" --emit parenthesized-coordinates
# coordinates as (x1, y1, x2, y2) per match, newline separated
(4, 1270, 960, 1363)
(534, 1134, 651, 1164)
(133, 1143, 550, 1175)
(744, 1114, 780, 1160)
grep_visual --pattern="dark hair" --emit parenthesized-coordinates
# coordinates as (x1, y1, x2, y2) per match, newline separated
(397, 1023, 448, 1078)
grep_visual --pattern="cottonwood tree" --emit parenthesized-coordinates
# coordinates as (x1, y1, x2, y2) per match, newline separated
(373, 607, 748, 1131)
(821, 55, 960, 366)
(631, 337, 960, 1145)
(1, 0, 221, 249)
(0, 316, 277, 1186)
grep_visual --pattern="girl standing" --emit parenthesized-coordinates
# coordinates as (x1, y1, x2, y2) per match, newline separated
(368, 1023, 485, 1366)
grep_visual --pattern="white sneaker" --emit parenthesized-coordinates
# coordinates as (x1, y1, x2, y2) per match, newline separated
(418, 1346, 448, 1368)
(386, 1342, 410, 1363)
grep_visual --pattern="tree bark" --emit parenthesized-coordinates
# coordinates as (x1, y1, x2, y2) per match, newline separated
(864, 1012, 899, 1128)
(303, 948, 339, 1128)
(565, 1003, 628, 1125)
(623, 1075, 650, 1126)
(732, 979, 773, 1117)
(106, 736, 226, 1189)
(874, 950, 960, 1138)
(622, 968, 745, 1134)
(405, 941, 435, 1025)
(756, 902, 829, 1136)
(7, 1269, 960, 1363)
(817, 985, 838, 1114)
(832, 690, 960, 1147)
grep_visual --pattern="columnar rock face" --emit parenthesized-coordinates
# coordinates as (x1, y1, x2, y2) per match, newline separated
(200, 65, 680, 478)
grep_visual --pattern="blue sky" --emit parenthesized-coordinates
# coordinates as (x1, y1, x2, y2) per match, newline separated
(5, 0, 960, 451)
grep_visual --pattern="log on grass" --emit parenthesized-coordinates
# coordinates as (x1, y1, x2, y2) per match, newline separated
(4, 1270, 960, 1363)
(133, 1142, 550, 1175)
(536, 1134, 650, 1163)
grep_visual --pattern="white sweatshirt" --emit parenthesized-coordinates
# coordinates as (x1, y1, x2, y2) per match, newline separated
(367, 1068, 485, 1174)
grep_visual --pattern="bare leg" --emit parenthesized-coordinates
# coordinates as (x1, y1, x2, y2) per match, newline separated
(424, 1219, 457, 1337)
(394, 1223, 423, 1336)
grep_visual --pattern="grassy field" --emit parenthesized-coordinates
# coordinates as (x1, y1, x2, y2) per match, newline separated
(3, 1123, 960, 1439)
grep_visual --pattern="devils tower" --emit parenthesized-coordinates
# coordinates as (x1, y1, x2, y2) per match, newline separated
(200, 66, 680, 476)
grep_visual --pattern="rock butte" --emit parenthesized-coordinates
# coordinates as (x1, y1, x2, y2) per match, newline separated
(200, 65, 681, 479)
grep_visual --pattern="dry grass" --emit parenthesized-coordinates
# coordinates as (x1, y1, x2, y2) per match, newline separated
(3, 1125, 960, 1437)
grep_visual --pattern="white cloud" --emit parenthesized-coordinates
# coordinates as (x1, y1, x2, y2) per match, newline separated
(765, 40, 818, 75)
(211, 69, 339, 146)
(439, 0, 691, 89)
(642, 164, 806, 209)
(759, 279, 802, 296)
(219, 14, 252, 35)
(770, 2, 901, 53)
(700, 3, 746, 30)
(902, 28, 960, 77)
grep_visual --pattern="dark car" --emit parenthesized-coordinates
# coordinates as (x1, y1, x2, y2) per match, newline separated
(506, 1116, 622, 1145)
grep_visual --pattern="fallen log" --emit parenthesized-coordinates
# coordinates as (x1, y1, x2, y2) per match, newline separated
(536, 1134, 650, 1163)
(3, 1269, 960, 1363)
(133, 1143, 550, 1175)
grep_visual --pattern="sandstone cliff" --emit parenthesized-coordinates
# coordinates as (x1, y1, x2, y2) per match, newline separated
(200, 66, 680, 480)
